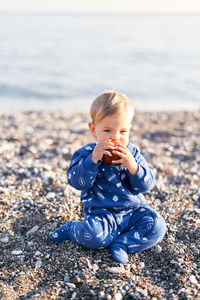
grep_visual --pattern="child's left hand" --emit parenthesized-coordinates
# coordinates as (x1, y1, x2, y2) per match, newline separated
(112, 144, 139, 175)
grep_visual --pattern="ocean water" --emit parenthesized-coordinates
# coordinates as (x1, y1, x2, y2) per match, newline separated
(0, 13, 200, 112)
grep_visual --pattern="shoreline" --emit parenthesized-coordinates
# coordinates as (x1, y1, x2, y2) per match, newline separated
(0, 110, 199, 299)
(0, 98, 200, 114)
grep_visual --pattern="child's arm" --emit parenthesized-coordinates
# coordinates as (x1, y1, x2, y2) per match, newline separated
(112, 144, 155, 193)
(67, 145, 100, 190)
(128, 146, 155, 193)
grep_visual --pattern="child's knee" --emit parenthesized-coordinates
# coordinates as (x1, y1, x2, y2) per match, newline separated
(157, 214, 166, 237)
(81, 216, 113, 249)
(152, 212, 166, 243)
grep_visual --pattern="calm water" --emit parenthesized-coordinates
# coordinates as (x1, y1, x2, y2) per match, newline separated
(0, 13, 200, 112)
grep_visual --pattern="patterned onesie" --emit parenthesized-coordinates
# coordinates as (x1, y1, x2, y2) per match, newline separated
(52, 142, 166, 263)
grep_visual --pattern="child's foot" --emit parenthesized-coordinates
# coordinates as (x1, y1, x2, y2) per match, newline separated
(51, 224, 69, 242)
(109, 243, 129, 264)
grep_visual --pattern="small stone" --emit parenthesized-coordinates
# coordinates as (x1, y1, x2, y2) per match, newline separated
(66, 282, 76, 289)
(70, 276, 82, 284)
(139, 262, 145, 268)
(178, 288, 186, 294)
(189, 275, 198, 285)
(167, 207, 175, 214)
(64, 275, 70, 282)
(71, 292, 77, 300)
(114, 292, 123, 300)
(155, 199, 161, 205)
(98, 291, 105, 298)
(26, 225, 39, 236)
(12, 250, 23, 255)
(107, 266, 125, 274)
(35, 259, 42, 267)
(46, 192, 56, 199)
(0, 237, 9, 243)
(155, 245, 162, 254)
(35, 251, 41, 256)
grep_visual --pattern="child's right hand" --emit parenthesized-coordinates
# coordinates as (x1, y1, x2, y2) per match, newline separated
(92, 139, 114, 164)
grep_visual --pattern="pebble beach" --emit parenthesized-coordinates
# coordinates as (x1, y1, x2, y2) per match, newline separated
(0, 110, 199, 300)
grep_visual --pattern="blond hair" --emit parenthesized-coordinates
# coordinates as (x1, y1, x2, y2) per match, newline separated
(90, 91, 134, 124)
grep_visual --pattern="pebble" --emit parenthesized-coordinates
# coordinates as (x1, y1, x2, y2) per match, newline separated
(35, 259, 42, 267)
(12, 250, 23, 255)
(107, 266, 125, 274)
(189, 275, 198, 285)
(70, 276, 82, 284)
(0, 237, 9, 243)
(155, 245, 162, 254)
(46, 192, 56, 199)
(26, 225, 39, 236)
(113, 293, 123, 300)
(65, 282, 76, 289)
(64, 275, 70, 282)
(139, 262, 145, 268)
(98, 291, 105, 298)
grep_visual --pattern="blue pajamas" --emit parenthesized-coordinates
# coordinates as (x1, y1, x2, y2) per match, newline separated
(52, 142, 166, 263)
(52, 206, 166, 262)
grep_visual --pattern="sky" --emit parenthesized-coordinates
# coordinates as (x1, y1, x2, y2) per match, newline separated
(0, 0, 200, 13)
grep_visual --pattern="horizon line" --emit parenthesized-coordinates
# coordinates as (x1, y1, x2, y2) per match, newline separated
(0, 10, 200, 15)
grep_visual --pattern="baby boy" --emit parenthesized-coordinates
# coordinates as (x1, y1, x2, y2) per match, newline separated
(52, 91, 166, 263)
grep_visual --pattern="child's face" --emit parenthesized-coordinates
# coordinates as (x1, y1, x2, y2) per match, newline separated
(89, 112, 132, 146)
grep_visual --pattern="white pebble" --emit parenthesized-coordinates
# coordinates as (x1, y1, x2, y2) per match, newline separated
(98, 291, 105, 297)
(66, 282, 76, 289)
(139, 262, 145, 268)
(0, 237, 9, 243)
(46, 192, 56, 199)
(155, 245, 162, 254)
(35, 259, 42, 267)
(26, 225, 39, 236)
(155, 199, 161, 205)
(12, 250, 23, 255)
(189, 275, 198, 285)
(114, 293, 123, 300)
(35, 251, 41, 256)
(107, 266, 124, 274)
(71, 292, 77, 300)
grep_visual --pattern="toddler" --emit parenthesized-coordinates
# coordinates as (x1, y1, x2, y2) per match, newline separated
(52, 91, 166, 263)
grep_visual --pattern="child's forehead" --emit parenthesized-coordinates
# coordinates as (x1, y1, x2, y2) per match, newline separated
(98, 112, 132, 127)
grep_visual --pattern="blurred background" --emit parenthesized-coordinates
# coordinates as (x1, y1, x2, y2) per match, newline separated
(0, 0, 200, 112)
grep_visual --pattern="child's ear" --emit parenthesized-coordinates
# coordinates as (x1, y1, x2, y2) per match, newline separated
(88, 122, 96, 137)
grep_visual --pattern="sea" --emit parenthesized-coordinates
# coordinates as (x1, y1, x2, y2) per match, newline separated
(0, 13, 200, 112)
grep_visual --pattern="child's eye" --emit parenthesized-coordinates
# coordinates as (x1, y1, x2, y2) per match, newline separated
(120, 130, 127, 133)
(104, 129, 110, 132)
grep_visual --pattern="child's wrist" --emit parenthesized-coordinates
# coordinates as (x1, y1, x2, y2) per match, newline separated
(92, 153, 99, 164)
(128, 163, 139, 175)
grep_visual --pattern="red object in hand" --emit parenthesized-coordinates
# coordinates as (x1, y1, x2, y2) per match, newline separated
(103, 139, 121, 165)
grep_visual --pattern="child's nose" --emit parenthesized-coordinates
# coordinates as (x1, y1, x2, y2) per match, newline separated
(112, 133, 120, 140)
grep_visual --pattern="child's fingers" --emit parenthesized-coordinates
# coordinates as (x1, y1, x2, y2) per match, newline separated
(114, 145, 127, 153)
(112, 149, 127, 157)
(112, 159, 122, 164)
(103, 150, 113, 156)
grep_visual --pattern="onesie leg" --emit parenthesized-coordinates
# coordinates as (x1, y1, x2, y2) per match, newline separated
(109, 207, 166, 262)
(55, 213, 118, 249)
(51, 223, 69, 242)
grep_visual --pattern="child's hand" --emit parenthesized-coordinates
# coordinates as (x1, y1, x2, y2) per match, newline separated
(112, 144, 139, 175)
(92, 140, 114, 164)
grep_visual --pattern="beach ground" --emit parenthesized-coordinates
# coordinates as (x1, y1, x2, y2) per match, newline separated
(0, 110, 199, 300)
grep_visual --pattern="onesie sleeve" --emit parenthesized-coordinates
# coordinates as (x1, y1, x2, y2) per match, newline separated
(127, 144, 155, 193)
(67, 143, 100, 190)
